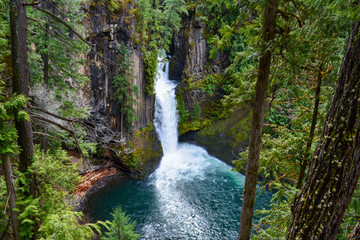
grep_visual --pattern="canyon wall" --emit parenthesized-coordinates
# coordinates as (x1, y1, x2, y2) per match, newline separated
(170, 9, 251, 165)
(81, 0, 161, 177)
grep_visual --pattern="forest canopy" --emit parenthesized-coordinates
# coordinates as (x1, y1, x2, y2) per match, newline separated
(1, 0, 360, 239)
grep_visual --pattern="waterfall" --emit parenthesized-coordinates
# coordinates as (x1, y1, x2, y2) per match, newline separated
(85, 55, 271, 240)
(153, 58, 179, 155)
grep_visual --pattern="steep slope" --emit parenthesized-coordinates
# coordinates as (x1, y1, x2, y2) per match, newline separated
(170, 7, 252, 165)
(81, 0, 162, 178)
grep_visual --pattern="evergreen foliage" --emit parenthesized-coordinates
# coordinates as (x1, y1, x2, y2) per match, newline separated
(0, 82, 28, 155)
(113, 42, 139, 127)
(15, 147, 107, 239)
(1, 0, 360, 238)
(26, 0, 88, 88)
(227, 0, 358, 238)
(337, 182, 360, 239)
(200, 75, 216, 95)
(252, 184, 299, 239)
(190, 103, 201, 120)
(24, 0, 95, 157)
(135, 0, 187, 94)
(176, 93, 189, 123)
(0, 177, 7, 235)
(229, 0, 351, 187)
(0, 146, 107, 239)
(0, 80, 27, 238)
(102, 206, 141, 240)
(0, 0, 104, 238)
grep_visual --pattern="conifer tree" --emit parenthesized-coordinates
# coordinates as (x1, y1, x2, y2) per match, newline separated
(9, 0, 35, 196)
(238, 1, 278, 239)
(0, 81, 27, 239)
(102, 206, 141, 240)
(287, 17, 360, 240)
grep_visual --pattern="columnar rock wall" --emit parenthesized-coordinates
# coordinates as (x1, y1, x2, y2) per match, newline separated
(82, 0, 153, 136)
(170, 9, 251, 165)
(80, 1, 162, 177)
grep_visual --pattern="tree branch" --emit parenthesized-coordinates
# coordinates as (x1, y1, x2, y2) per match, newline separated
(29, 5, 118, 66)
(0, 217, 10, 240)
(30, 114, 85, 160)
(30, 105, 80, 123)
(33, 131, 63, 141)
(22, 1, 39, 6)
(26, 16, 43, 22)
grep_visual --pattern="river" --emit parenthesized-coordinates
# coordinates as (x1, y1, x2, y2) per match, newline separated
(84, 57, 271, 239)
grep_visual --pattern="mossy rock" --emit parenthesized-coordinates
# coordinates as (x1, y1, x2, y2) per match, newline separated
(179, 107, 252, 165)
(118, 123, 163, 179)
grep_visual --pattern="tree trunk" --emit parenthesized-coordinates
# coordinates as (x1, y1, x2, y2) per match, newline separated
(237, 1, 278, 239)
(41, 21, 50, 153)
(296, 65, 322, 189)
(1, 154, 19, 240)
(9, 0, 34, 194)
(286, 20, 360, 240)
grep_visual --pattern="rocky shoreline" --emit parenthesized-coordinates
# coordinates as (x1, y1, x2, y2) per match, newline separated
(72, 164, 127, 211)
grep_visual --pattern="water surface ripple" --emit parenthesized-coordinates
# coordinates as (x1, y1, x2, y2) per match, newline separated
(85, 57, 271, 239)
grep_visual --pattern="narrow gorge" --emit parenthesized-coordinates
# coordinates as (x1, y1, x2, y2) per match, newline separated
(84, 56, 271, 239)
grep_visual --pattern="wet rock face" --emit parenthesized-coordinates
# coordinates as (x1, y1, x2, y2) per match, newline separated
(83, 0, 153, 136)
(169, 11, 209, 80)
(186, 17, 208, 76)
(179, 108, 252, 166)
(170, 10, 212, 119)
(80, 1, 160, 177)
(169, 9, 250, 164)
(116, 125, 163, 179)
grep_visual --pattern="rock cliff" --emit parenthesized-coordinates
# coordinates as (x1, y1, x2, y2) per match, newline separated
(83, 0, 153, 134)
(169, 9, 208, 81)
(81, 0, 162, 177)
(170, 9, 251, 165)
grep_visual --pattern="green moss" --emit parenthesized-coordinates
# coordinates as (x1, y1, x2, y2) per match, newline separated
(197, 107, 252, 149)
(184, 25, 191, 39)
(118, 123, 163, 179)
(227, 110, 252, 148)
(178, 118, 212, 135)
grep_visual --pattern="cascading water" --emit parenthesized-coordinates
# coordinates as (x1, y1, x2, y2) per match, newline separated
(85, 57, 271, 239)
(153, 58, 179, 154)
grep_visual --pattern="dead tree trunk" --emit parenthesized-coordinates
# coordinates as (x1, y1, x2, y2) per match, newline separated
(9, 0, 35, 194)
(1, 154, 19, 240)
(286, 20, 360, 240)
(237, 1, 278, 239)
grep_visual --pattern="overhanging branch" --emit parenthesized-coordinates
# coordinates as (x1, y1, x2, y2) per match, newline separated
(31, 114, 85, 160)
(33, 131, 63, 141)
(27, 4, 118, 66)
(30, 105, 80, 123)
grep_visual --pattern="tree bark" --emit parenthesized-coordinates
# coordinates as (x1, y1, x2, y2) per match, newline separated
(10, 0, 35, 194)
(296, 65, 322, 189)
(41, 21, 49, 153)
(237, 1, 278, 239)
(1, 154, 19, 240)
(287, 20, 360, 240)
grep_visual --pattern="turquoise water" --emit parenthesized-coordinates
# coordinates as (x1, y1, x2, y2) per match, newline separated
(84, 58, 271, 239)
(84, 143, 271, 239)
